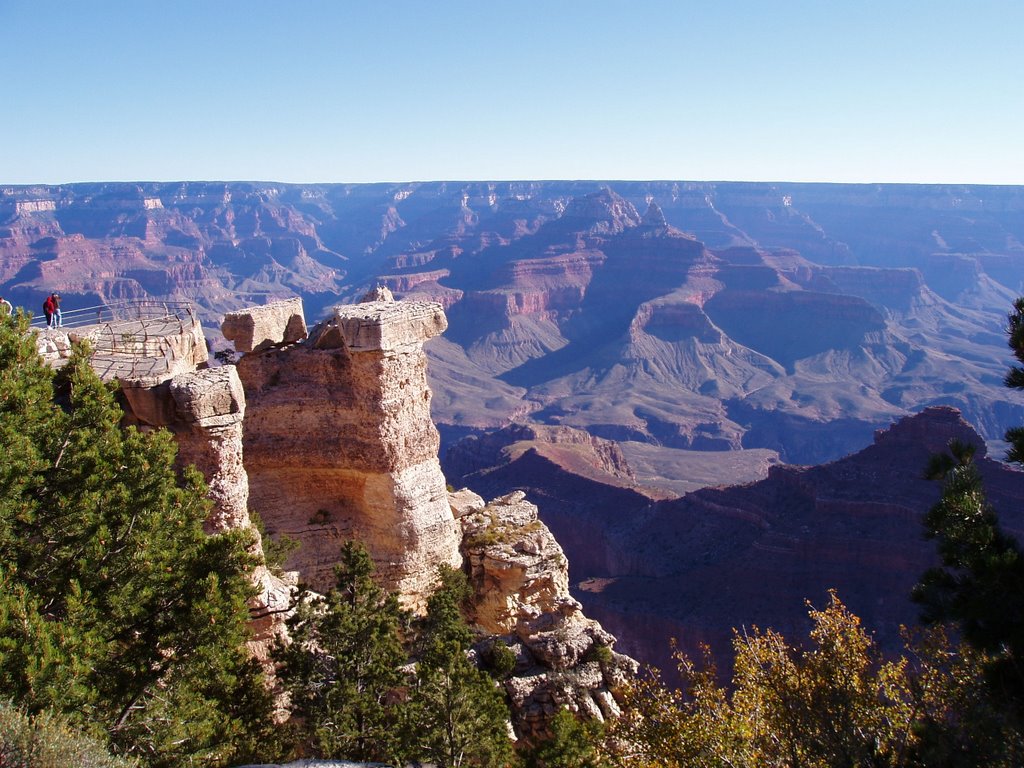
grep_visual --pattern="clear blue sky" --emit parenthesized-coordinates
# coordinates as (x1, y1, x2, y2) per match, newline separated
(2, 1, 1021, 185)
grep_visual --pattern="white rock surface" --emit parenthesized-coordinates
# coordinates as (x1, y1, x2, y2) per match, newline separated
(222, 297, 307, 353)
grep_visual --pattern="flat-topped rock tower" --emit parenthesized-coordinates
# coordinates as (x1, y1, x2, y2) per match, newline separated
(233, 292, 462, 607)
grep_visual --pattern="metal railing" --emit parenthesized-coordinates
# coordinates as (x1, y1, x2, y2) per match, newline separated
(32, 300, 201, 380)
(30, 300, 196, 330)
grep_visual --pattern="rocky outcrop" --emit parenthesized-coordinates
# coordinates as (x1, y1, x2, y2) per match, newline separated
(458, 490, 637, 740)
(631, 299, 722, 344)
(235, 297, 462, 609)
(32, 328, 74, 367)
(166, 366, 250, 532)
(327, 297, 446, 353)
(641, 201, 668, 228)
(555, 189, 641, 236)
(222, 297, 307, 353)
(166, 366, 295, 661)
(449, 442, 657, 578)
(116, 361, 294, 662)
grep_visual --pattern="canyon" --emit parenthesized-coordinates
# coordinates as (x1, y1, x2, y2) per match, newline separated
(3, 181, 1022, 469)
(11, 179, 1024, 687)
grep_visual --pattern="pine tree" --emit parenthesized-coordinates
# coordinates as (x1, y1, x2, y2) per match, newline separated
(911, 297, 1024, 719)
(914, 440, 1024, 706)
(275, 540, 409, 764)
(0, 312, 274, 767)
(525, 707, 609, 768)
(406, 565, 514, 768)
(1004, 296, 1024, 463)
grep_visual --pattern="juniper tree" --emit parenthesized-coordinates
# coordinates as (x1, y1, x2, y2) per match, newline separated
(274, 540, 409, 764)
(0, 311, 274, 767)
(406, 565, 514, 768)
(911, 297, 1024, 718)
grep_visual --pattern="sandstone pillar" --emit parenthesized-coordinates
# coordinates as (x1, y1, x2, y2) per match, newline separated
(235, 298, 462, 610)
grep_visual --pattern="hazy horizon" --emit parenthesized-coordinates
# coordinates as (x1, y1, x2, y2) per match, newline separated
(6, 178, 1024, 190)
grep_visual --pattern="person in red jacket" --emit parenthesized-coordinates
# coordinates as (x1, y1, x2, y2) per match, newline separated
(43, 293, 61, 328)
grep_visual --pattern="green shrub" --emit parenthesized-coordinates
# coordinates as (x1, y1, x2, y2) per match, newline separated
(583, 642, 613, 665)
(0, 701, 136, 768)
(485, 639, 518, 679)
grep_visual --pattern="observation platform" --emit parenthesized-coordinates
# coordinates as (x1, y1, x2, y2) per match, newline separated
(32, 301, 208, 384)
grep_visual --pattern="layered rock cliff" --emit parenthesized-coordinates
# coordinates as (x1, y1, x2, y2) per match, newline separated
(234, 295, 463, 608)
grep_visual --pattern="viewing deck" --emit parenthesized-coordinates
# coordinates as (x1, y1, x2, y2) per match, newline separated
(33, 301, 208, 383)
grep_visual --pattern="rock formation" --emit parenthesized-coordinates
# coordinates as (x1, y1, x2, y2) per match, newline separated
(222, 296, 308, 353)
(456, 489, 637, 740)
(233, 295, 463, 608)
(227, 294, 637, 737)
(33, 306, 296, 663)
(118, 361, 294, 663)
(165, 365, 295, 659)
(444, 422, 637, 485)
(162, 367, 252, 530)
